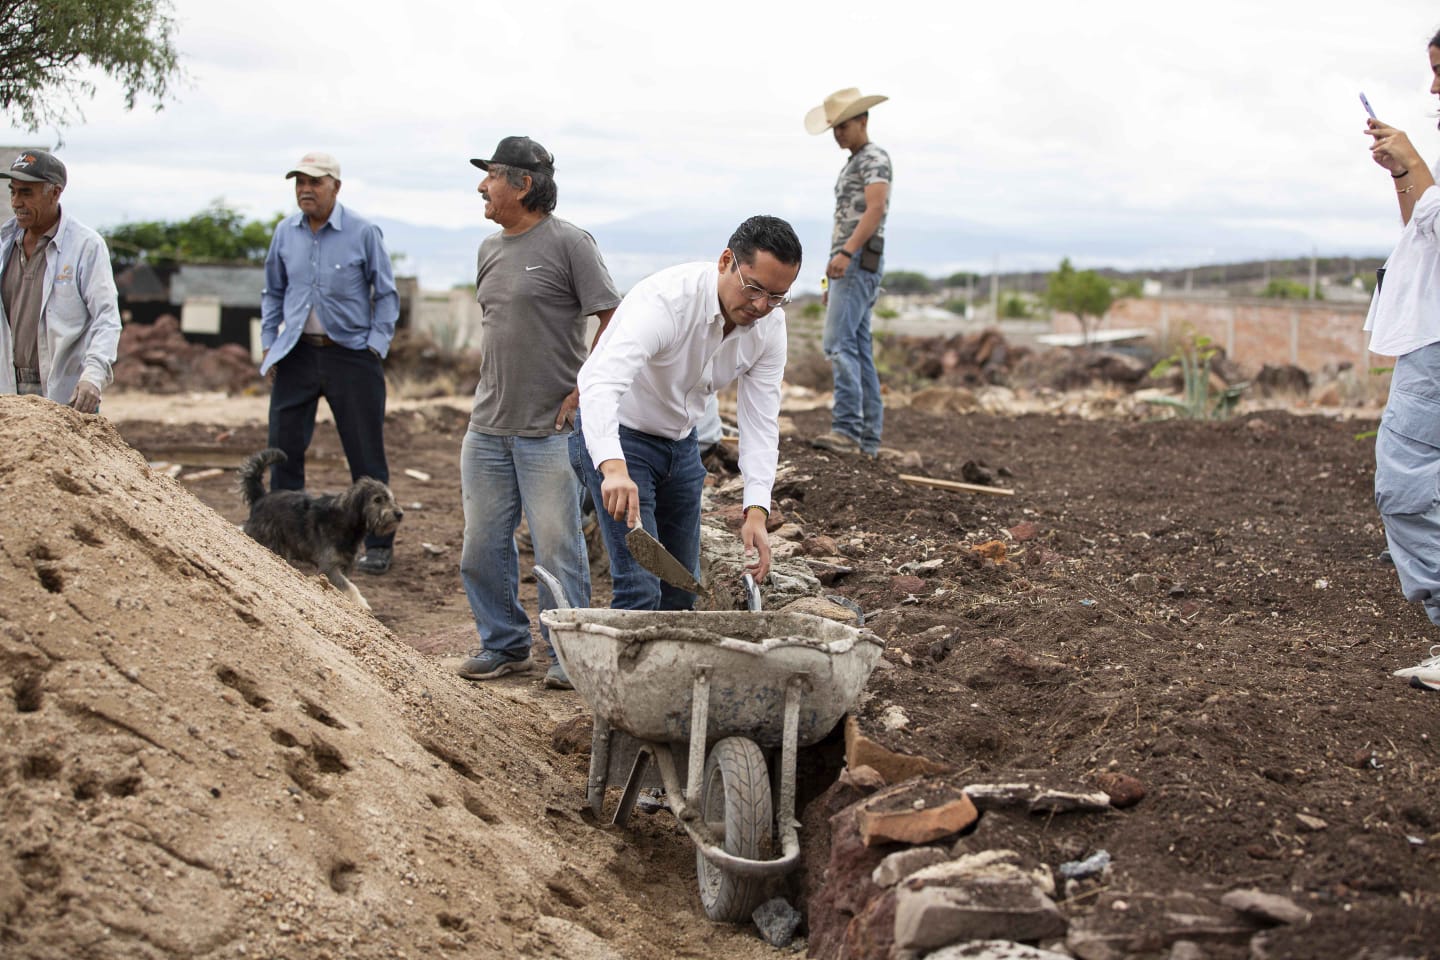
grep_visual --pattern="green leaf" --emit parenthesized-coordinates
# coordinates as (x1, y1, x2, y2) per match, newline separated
(0, 0, 183, 131)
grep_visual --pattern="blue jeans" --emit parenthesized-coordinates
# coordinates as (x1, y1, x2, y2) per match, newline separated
(570, 413, 706, 611)
(460, 428, 590, 659)
(823, 255, 885, 455)
(268, 339, 393, 551)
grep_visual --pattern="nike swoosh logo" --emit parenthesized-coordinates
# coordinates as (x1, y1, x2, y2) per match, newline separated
(525, 265, 542, 271)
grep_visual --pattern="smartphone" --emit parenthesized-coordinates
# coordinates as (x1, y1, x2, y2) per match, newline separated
(1360, 92, 1377, 120)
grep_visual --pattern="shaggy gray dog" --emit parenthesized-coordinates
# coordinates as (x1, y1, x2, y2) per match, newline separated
(237, 449, 403, 611)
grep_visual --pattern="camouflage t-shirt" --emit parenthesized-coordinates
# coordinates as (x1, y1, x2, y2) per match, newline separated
(830, 142, 892, 255)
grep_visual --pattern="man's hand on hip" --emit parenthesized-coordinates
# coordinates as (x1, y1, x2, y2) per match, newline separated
(555, 389, 580, 431)
(599, 459, 640, 526)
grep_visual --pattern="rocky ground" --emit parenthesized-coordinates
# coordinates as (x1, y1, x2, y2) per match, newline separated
(5, 344, 1437, 958)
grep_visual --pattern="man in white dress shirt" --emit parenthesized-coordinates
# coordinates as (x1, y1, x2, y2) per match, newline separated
(574, 215, 801, 610)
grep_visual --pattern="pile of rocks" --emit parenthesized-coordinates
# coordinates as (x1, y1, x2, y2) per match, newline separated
(800, 737, 1311, 960)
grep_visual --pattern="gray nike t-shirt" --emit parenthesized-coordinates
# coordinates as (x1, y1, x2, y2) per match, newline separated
(469, 215, 621, 436)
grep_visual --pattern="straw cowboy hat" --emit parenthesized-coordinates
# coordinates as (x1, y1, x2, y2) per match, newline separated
(804, 88, 889, 135)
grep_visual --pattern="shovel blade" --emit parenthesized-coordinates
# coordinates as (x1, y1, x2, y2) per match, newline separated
(625, 525, 704, 595)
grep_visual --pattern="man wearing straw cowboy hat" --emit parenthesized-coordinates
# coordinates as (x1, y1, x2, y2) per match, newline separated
(805, 87, 891, 459)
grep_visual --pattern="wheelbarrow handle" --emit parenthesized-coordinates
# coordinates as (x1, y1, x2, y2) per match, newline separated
(533, 564, 572, 611)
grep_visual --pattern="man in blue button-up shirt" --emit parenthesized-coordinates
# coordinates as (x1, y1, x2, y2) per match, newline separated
(260, 151, 401, 574)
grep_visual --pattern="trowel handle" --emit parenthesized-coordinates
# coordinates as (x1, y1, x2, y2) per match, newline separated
(743, 574, 762, 612)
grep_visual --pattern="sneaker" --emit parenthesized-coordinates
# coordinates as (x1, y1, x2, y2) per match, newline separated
(543, 661, 574, 690)
(1393, 646, 1440, 690)
(811, 431, 862, 455)
(355, 547, 392, 575)
(457, 650, 534, 681)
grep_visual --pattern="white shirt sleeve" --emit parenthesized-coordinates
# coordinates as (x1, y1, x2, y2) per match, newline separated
(735, 319, 787, 510)
(578, 283, 676, 467)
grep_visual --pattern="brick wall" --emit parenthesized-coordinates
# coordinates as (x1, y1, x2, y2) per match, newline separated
(1051, 297, 1378, 373)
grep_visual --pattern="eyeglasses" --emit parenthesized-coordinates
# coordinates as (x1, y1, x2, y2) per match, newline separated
(729, 250, 791, 307)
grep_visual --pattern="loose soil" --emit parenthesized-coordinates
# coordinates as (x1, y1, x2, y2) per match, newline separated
(6, 378, 1439, 959)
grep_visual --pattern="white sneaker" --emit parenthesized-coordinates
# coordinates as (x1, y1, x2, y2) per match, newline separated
(1393, 645, 1440, 690)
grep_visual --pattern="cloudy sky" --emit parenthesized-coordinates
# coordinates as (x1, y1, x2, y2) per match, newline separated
(4, 0, 1439, 290)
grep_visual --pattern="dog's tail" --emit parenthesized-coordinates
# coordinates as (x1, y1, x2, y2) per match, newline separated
(237, 449, 287, 508)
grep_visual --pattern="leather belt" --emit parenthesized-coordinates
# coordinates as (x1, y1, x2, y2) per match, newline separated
(300, 334, 338, 348)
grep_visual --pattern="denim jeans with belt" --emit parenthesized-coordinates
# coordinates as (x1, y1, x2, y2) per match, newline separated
(823, 254, 885, 454)
(459, 428, 589, 659)
(570, 412, 706, 611)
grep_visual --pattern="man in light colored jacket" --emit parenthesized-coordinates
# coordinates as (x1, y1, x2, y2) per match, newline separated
(0, 150, 121, 412)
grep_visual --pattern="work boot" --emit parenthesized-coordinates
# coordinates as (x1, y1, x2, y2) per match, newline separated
(457, 650, 534, 680)
(811, 431, 862, 455)
(543, 661, 573, 690)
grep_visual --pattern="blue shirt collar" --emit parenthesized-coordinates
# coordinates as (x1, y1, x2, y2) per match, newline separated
(291, 202, 345, 233)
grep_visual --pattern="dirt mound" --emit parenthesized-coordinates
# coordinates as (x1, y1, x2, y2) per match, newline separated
(112, 315, 264, 396)
(0, 397, 768, 960)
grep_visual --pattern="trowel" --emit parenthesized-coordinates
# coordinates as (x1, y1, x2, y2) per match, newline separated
(625, 521, 714, 605)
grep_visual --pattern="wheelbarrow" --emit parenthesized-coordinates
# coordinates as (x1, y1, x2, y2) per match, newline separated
(535, 566, 884, 921)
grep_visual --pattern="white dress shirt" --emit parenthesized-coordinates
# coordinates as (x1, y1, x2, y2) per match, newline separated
(1366, 159, 1440, 358)
(578, 260, 788, 511)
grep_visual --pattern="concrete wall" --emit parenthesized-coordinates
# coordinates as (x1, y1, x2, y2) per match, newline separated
(1051, 296, 1376, 373)
(412, 289, 484, 350)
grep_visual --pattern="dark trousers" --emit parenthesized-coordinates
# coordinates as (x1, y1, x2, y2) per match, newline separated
(569, 412, 706, 611)
(267, 339, 393, 550)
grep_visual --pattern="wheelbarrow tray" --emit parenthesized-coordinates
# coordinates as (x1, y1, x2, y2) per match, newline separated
(539, 607, 882, 749)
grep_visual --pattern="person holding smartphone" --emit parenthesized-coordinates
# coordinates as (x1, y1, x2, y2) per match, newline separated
(1363, 30, 1440, 691)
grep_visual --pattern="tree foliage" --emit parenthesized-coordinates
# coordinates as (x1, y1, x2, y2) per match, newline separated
(881, 270, 933, 295)
(1, 0, 182, 131)
(105, 202, 282, 265)
(1043, 258, 1115, 344)
(1261, 278, 1319, 300)
(999, 293, 1032, 318)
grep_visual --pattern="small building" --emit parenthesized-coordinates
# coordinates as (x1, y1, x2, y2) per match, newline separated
(113, 262, 417, 361)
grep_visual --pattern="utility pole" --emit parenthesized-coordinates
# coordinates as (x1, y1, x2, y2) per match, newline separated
(991, 256, 1000, 319)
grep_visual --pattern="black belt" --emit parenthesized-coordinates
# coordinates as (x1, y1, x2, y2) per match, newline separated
(300, 334, 338, 348)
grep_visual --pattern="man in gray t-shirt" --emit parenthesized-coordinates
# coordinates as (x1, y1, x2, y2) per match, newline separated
(456, 136, 620, 690)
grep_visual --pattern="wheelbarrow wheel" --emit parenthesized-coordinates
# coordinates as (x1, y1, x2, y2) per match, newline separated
(697, 736, 772, 922)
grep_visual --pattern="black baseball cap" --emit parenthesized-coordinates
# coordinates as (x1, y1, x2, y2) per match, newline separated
(1, 150, 66, 187)
(470, 136, 555, 176)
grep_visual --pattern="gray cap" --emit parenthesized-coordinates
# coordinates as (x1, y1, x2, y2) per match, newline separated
(1, 150, 66, 187)
(470, 136, 555, 176)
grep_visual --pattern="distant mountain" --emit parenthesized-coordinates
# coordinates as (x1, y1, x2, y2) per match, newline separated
(377, 210, 1389, 296)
